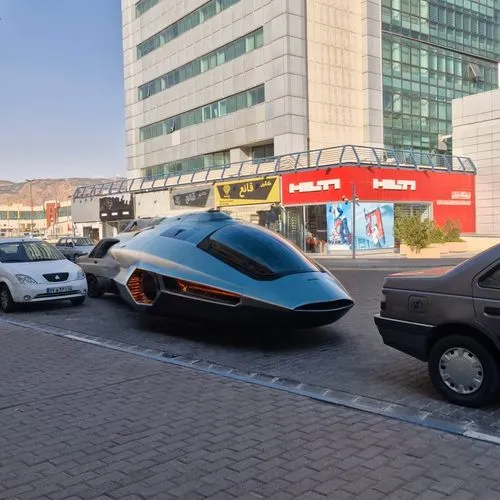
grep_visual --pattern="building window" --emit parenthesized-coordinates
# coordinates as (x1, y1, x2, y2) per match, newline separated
(135, 0, 160, 17)
(252, 144, 274, 160)
(139, 84, 265, 142)
(141, 150, 231, 178)
(138, 28, 264, 101)
(136, 0, 241, 59)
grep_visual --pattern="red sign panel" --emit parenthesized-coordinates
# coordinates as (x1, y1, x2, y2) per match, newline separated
(281, 167, 476, 232)
(45, 202, 59, 228)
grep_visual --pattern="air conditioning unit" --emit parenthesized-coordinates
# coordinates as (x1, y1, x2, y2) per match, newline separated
(166, 119, 175, 134)
(437, 134, 452, 151)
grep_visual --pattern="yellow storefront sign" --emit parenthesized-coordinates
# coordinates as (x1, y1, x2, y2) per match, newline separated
(215, 176, 280, 207)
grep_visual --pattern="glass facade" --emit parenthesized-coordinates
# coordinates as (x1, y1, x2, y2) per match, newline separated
(139, 28, 263, 101)
(140, 84, 265, 141)
(252, 144, 275, 159)
(135, 0, 160, 17)
(137, 0, 241, 59)
(141, 150, 231, 178)
(381, 0, 499, 152)
(0, 210, 45, 220)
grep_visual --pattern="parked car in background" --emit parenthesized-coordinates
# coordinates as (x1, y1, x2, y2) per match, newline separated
(55, 237, 95, 262)
(76, 233, 137, 298)
(374, 244, 500, 408)
(0, 238, 87, 312)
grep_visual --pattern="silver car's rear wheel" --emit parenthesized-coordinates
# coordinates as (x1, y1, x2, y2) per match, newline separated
(429, 334, 500, 408)
(438, 347, 483, 395)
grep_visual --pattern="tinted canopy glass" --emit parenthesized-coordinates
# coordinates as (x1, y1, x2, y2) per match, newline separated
(199, 224, 319, 279)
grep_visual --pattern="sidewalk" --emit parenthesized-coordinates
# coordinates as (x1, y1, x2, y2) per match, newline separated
(1, 323, 500, 499)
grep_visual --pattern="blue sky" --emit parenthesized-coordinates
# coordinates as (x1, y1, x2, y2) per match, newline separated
(0, 0, 125, 181)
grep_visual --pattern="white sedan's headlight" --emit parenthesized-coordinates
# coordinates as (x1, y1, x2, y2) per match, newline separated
(76, 271, 86, 280)
(16, 274, 38, 284)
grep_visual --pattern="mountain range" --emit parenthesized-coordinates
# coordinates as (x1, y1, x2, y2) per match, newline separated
(0, 178, 116, 207)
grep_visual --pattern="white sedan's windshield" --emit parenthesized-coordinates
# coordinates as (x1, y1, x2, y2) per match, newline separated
(0, 242, 65, 263)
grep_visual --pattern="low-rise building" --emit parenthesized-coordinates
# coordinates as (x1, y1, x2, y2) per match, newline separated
(452, 88, 500, 236)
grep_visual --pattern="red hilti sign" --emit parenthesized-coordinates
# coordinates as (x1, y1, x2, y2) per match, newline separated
(281, 167, 475, 232)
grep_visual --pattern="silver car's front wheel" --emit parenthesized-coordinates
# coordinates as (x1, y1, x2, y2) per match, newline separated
(438, 347, 484, 395)
(429, 334, 500, 408)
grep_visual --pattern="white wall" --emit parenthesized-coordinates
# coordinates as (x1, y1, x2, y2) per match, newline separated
(122, 0, 309, 175)
(453, 88, 500, 235)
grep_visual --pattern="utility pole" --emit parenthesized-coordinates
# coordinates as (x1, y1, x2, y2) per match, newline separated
(26, 179, 34, 235)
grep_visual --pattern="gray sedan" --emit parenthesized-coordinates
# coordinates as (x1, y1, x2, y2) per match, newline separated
(375, 244, 500, 407)
(54, 237, 95, 262)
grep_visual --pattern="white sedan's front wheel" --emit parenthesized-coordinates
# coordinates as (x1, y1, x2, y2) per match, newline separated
(0, 284, 16, 313)
(70, 296, 85, 306)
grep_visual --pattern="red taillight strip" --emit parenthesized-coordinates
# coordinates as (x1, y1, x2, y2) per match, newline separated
(176, 279, 240, 302)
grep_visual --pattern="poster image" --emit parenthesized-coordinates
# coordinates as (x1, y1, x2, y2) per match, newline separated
(326, 200, 352, 251)
(326, 202, 394, 251)
(356, 203, 395, 250)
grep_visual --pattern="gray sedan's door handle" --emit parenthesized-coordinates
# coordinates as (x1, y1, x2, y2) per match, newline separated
(484, 307, 500, 317)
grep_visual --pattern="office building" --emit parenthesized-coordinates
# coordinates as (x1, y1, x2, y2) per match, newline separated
(121, 0, 498, 179)
(382, 0, 499, 153)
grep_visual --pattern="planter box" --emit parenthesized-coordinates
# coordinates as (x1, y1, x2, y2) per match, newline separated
(400, 243, 443, 259)
(444, 241, 468, 253)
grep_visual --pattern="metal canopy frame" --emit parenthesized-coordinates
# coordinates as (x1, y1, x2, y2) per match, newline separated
(73, 144, 476, 199)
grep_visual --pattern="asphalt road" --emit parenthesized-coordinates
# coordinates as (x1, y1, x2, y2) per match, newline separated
(3, 266, 500, 438)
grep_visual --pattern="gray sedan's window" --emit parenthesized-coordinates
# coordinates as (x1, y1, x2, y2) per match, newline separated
(479, 267, 500, 289)
(91, 239, 119, 259)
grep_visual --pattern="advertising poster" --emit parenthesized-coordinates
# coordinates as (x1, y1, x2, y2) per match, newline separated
(326, 202, 394, 251)
(326, 200, 352, 251)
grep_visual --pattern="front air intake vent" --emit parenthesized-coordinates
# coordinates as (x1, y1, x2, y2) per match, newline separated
(295, 299, 353, 311)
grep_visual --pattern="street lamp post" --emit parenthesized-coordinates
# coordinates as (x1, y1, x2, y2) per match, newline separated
(26, 179, 34, 235)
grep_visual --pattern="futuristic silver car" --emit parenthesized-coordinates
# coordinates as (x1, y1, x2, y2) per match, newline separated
(375, 243, 500, 408)
(109, 211, 354, 328)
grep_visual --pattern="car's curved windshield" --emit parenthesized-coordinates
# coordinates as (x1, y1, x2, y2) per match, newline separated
(74, 238, 94, 246)
(0, 241, 65, 263)
(199, 224, 320, 280)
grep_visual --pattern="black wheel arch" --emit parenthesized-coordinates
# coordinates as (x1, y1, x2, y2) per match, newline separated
(427, 323, 500, 362)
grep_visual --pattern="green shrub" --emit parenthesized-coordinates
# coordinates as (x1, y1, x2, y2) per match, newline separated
(442, 219, 462, 242)
(394, 210, 432, 253)
(428, 222, 444, 244)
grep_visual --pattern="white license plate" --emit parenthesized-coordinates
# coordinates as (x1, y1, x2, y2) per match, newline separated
(47, 286, 72, 294)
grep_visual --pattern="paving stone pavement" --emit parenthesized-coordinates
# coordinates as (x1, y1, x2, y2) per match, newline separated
(7, 269, 500, 436)
(2, 322, 500, 500)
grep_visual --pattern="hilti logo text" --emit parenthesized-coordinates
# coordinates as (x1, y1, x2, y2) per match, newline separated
(289, 179, 341, 194)
(373, 179, 416, 191)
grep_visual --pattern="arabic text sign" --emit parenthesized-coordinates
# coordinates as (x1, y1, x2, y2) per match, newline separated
(170, 187, 212, 209)
(215, 176, 280, 207)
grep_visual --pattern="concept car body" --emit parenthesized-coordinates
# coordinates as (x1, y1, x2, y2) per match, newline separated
(374, 243, 500, 407)
(109, 211, 354, 328)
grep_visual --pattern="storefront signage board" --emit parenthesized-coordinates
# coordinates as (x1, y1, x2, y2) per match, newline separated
(281, 167, 475, 232)
(170, 185, 213, 209)
(215, 176, 280, 207)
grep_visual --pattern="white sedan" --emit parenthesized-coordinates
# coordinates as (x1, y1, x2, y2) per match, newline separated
(0, 238, 87, 313)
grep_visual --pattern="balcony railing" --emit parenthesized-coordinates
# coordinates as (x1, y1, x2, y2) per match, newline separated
(72, 144, 476, 199)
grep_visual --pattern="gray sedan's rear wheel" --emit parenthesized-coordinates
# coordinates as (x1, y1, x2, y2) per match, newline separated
(86, 274, 103, 298)
(429, 334, 500, 408)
